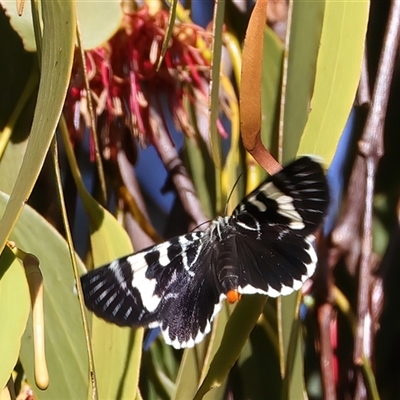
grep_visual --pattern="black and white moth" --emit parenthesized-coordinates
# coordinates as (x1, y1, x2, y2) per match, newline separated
(81, 157, 329, 349)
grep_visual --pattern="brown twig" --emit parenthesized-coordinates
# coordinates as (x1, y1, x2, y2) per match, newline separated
(118, 185, 164, 244)
(116, 149, 163, 244)
(313, 231, 338, 399)
(357, 49, 371, 107)
(330, 22, 371, 276)
(330, 36, 372, 276)
(75, 24, 108, 206)
(354, 0, 400, 366)
(318, 304, 337, 400)
(117, 150, 159, 251)
(317, 174, 362, 398)
(331, 157, 365, 276)
(151, 121, 208, 230)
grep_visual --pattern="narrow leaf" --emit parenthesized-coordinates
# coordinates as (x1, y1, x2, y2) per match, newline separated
(0, 0, 76, 253)
(194, 295, 266, 399)
(297, 1, 370, 165)
(208, 0, 225, 169)
(0, 247, 30, 391)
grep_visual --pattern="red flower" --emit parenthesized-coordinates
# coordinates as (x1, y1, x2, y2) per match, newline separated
(65, 6, 216, 163)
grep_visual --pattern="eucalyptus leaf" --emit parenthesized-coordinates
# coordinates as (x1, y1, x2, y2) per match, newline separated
(0, 0, 75, 254)
(0, 191, 88, 399)
(297, 1, 369, 165)
(0, 247, 30, 391)
(1, 0, 123, 51)
(281, 0, 325, 163)
(195, 295, 266, 399)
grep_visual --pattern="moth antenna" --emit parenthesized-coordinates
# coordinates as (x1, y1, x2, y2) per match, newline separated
(224, 173, 243, 215)
(191, 219, 213, 232)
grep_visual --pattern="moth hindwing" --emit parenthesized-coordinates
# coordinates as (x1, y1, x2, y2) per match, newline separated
(81, 156, 329, 348)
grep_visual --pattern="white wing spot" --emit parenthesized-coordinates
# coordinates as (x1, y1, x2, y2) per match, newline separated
(279, 285, 295, 296)
(96, 286, 112, 302)
(157, 243, 172, 267)
(303, 236, 318, 277)
(289, 221, 306, 230)
(260, 182, 305, 229)
(125, 255, 161, 312)
(124, 307, 133, 319)
(292, 279, 304, 291)
(90, 279, 107, 295)
(179, 234, 203, 273)
(247, 194, 267, 212)
(236, 221, 258, 231)
(238, 285, 268, 295)
(103, 292, 118, 310)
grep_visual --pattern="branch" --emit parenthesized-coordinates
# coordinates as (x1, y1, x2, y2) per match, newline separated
(331, 157, 365, 276)
(151, 124, 209, 230)
(354, 0, 400, 365)
(318, 304, 337, 400)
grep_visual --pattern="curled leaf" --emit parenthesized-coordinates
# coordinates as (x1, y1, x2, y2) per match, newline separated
(240, 0, 281, 174)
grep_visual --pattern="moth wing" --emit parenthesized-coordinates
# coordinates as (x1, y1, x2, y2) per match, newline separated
(81, 231, 225, 349)
(157, 245, 225, 348)
(235, 226, 317, 297)
(80, 247, 167, 328)
(234, 156, 329, 234)
(233, 157, 329, 296)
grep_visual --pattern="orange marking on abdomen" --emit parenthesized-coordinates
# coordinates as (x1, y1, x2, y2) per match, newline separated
(226, 290, 241, 304)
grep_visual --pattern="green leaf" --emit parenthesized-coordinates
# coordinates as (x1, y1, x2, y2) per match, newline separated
(2, 0, 123, 51)
(201, 306, 232, 400)
(280, 297, 306, 400)
(0, 247, 30, 391)
(0, 191, 89, 399)
(183, 134, 215, 220)
(261, 26, 284, 160)
(172, 346, 204, 400)
(157, 0, 178, 70)
(172, 305, 230, 400)
(60, 108, 144, 400)
(85, 175, 143, 400)
(236, 316, 281, 400)
(221, 75, 244, 214)
(0, 0, 76, 254)
(276, 3, 369, 398)
(90, 321, 143, 400)
(145, 340, 178, 398)
(82, 180, 144, 400)
(75, 1, 123, 50)
(194, 295, 266, 399)
(281, 0, 326, 163)
(209, 0, 225, 171)
(297, 1, 370, 165)
(0, 127, 29, 195)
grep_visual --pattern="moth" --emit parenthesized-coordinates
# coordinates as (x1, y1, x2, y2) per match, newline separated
(81, 157, 329, 349)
